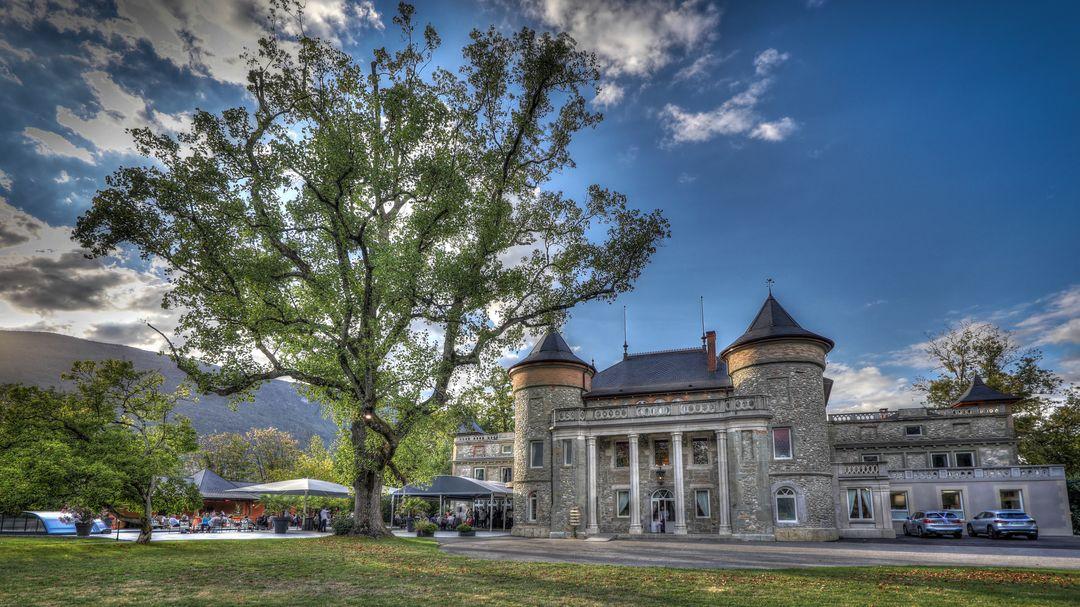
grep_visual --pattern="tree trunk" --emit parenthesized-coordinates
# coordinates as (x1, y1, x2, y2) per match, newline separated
(350, 419, 392, 537)
(137, 487, 153, 544)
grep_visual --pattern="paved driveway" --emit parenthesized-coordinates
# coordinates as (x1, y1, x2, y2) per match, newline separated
(438, 535, 1080, 570)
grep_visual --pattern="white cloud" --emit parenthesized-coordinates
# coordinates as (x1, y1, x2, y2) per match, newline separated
(524, 0, 720, 79)
(54, 70, 189, 157)
(1015, 285, 1080, 346)
(749, 116, 797, 141)
(592, 82, 625, 108)
(826, 362, 922, 412)
(22, 127, 95, 163)
(753, 48, 788, 75)
(676, 172, 696, 184)
(0, 169, 11, 191)
(54, 170, 71, 184)
(3, 1, 383, 87)
(660, 49, 796, 145)
(673, 52, 717, 82)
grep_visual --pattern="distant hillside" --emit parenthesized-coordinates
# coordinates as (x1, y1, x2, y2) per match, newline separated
(0, 331, 337, 443)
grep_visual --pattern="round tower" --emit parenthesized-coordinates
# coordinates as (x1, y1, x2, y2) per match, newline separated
(507, 331, 593, 538)
(720, 294, 839, 541)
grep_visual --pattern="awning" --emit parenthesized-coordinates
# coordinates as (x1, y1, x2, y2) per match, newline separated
(391, 475, 511, 499)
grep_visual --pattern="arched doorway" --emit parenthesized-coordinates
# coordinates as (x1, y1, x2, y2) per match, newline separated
(650, 489, 675, 533)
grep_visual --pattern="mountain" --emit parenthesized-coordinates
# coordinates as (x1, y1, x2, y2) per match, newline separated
(0, 331, 338, 443)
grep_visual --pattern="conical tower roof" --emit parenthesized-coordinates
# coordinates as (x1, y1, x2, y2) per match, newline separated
(720, 294, 834, 358)
(951, 374, 1018, 407)
(508, 330, 592, 371)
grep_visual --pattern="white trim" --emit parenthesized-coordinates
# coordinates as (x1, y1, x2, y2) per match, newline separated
(615, 490, 630, 518)
(774, 486, 797, 523)
(529, 440, 544, 468)
(526, 491, 538, 522)
(694, 489, 711, 519)
(998, 488, 1024, 510)
(772, 427, 793, 460)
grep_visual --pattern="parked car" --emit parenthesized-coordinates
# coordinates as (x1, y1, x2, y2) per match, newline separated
(903, 511, 964, 538)
(967, 510, 1038, 539)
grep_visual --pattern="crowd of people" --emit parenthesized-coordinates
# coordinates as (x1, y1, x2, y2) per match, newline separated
(147, 508, 337, 533)
(392, 507, 512, 531)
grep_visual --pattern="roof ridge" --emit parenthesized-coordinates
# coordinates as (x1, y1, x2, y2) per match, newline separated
(627, 346, 704, 357)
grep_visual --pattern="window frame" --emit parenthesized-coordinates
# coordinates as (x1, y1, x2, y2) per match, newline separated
(500, 467, 512, 483)
(694, 489, 711, 519)
(930, 452, 950, 468)
(904, 425, 923, 437)
(772, 427, 793, 460)
(861, 454, 881, 463)
(615, 490, 630, 518)
(889, 491, 909, 521)
(473, 467, 486, 481)
(940, 489, 964, 513)
(652, 439, 671, 467)
(613, 441, 630, 468)
(847, 487, 874, 521)
(999, 488, 1023, 510)
(690, 437, 710, 466)
(953, 451, 975, 468)
(501, 444, 513, 455)
(774, 487, 798, 523)
(529, 440, 544, 469)
(561, 438, 573, 467)
(527, 491, 538, 522)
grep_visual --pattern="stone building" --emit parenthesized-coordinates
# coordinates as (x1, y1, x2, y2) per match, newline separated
(455, 294, 1072, 539)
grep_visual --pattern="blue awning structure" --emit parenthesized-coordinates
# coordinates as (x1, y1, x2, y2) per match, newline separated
(391, 475, 510, 499)
(21, 512, 109, 535)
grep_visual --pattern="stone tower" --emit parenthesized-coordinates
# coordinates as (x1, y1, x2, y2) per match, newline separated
(507, 331, 594, 538)
(720, 294, 840, 541)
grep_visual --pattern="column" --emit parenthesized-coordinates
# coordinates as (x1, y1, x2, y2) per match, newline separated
(715, 430, 731, 535)
(628, 433, 642, 534)
(671, 431, 687, 535)
(586, 435, 599, 534)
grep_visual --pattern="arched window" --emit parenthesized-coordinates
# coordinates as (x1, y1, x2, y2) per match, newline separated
(527, 491, 538, 522)
(775, 487, 797, 523)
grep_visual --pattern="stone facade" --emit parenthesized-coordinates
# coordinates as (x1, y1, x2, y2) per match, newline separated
(451, 295, 1073, 540)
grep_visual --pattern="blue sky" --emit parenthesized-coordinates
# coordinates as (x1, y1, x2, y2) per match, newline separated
(0, 1, 1077, 410)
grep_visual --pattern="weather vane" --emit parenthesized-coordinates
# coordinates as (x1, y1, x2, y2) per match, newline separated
(766, 277, 775, 294)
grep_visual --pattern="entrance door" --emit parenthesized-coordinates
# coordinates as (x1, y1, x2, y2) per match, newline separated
(650, 489, 675, 533)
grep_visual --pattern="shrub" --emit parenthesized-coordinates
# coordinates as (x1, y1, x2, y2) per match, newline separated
(415, 521, 437, 536)
(332, 516, 355, 536)
(456, 523, 473, 533)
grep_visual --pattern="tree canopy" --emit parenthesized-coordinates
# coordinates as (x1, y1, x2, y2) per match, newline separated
(73, 3, 668, 534)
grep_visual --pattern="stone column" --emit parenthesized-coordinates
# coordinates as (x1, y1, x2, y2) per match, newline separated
(715, 429, 731, 535)
(628, 433, 642, 534)
(586, 435, 599, 534)
(671, 431, 687, 535)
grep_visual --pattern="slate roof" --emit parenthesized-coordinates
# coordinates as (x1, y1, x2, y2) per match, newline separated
(508, 330, 592, 371)
(392, 475, 511, 498)
(952, 375, 1018, 407)
(720, 294, 834, 357)
(188, 469, 260, 500)
(456, 419, 486, 435)
(586, 347, 732, 398)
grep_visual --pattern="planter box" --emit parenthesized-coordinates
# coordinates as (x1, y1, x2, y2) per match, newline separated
(74, 522, 94, 537)
(458, 530, 475, 537)
(416, 530, 434, 537)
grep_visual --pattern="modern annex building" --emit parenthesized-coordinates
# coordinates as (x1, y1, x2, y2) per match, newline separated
(452, 294, 1072, 539)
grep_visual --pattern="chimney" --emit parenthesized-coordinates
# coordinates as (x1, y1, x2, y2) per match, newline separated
(705, 331, 717, 372)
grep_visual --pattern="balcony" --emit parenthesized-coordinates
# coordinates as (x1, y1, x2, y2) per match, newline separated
(828, 404, 1008, 423)
(889, 465, 1066, 482)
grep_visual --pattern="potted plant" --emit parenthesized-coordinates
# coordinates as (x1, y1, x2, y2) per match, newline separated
(398, 497, 428, 533)
(456, 523, 475, 537)
(415, 521, 437, 537)
(71, 506, 97, 537)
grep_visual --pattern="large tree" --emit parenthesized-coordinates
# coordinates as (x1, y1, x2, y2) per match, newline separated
(74, 3, 668, 535)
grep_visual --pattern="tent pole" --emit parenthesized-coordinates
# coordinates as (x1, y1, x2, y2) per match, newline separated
(502, 497, 506, 531)
(489, 492, 493, 532)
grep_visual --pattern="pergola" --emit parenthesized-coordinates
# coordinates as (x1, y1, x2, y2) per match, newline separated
(390, 475, 512, 531)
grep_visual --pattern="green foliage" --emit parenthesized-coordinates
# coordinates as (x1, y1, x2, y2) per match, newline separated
(331, 515, 355, 536)
(398, 496, 430, 518)
(0, 361, 197, 542)
(152, 477, 203, 516)
(414, 521, 437, 536)
(457, 366, 514, 433)
(456, 523, 473, 533)
(192, 432, 255, 480)
(73, 1, 668, 534)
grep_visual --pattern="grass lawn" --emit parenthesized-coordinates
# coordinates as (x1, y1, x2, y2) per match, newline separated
(0, 536, 1077, 606)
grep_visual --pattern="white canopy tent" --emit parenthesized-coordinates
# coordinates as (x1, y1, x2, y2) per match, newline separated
(225, 478, 351, 518)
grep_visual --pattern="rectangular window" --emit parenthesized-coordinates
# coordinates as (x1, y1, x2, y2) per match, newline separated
(529, 440, 544, 468)
(694, 489, 711, 518)
(772, 428, 793, 459)
(501, 444, 513, 455)
(500, 467, 512, 483)
(905, 425, 923, 437)
(527, 492, 537, 522)
(890, 491, 909, 521)
(999, 489, 1023, 510)
(930, 452, 950, 468)
(615, 490, 630, 518)
(862, 454, 881, 463)
(613, 441, 630, 468)
(691, 438, 709, 465)
(954, 452, 975, 467)
(473, 468, 485, 481)
(941, 490, 964, 513)
(653, 440, 671, 466)
(561, 439, 573, 466)
(847, 487, 874, 520)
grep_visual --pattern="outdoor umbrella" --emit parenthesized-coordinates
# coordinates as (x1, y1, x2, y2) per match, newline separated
(225, 478, 351, 517)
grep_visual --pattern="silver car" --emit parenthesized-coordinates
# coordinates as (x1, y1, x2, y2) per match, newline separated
(903, 511, 964, 538)
(967, 510, 1038, 539)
